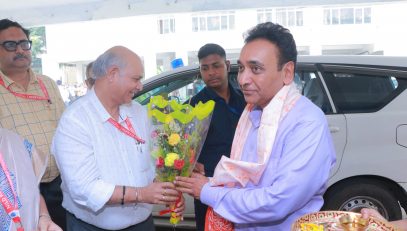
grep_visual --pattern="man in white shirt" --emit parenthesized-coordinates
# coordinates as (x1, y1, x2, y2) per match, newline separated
(52, 46, 183, 231)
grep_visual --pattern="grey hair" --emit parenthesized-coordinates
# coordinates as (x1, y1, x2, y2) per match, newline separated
(92, 50, 127, 80)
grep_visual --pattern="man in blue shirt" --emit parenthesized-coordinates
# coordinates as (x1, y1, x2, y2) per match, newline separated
(175, 22, 336, 231)
(189, 43, 246, 231)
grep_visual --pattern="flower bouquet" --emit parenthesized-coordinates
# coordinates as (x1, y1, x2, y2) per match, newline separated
(147, 95, 215, 225)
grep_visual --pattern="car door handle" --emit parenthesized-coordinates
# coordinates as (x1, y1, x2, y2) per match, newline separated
(329, 126, 340, 133)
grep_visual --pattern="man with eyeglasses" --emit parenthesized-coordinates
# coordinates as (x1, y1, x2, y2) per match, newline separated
(0, 19, 66, 229)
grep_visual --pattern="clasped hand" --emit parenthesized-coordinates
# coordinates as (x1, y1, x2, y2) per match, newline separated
(174, 163, 209, 200)
(144, 181, 185, 216)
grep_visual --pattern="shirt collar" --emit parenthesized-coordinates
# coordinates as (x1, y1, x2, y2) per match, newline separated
(249, 106, 262, 128)
(89, 88, 132, 124)
(204, 86, 220, 100)
(205, 83, 241, 101)
(0, 69, 38, 88)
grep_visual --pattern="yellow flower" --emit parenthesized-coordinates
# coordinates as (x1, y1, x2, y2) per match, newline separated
(165, 153, 179, 167)
(170, 213, 181, 224)
(168, 133, 181, 146)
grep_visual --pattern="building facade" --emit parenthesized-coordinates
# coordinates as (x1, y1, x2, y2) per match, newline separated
(40, 0, 407, 91)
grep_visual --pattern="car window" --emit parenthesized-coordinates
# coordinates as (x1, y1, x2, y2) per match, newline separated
(324, 72, 407, 113)
(134, 75, 205, 105)
(295, 71, 333, 114)
(136, 68, 336, 115)
(135, 70, 240, 105)
(135, 86, 165, 104)
(135, 66, 407, 115)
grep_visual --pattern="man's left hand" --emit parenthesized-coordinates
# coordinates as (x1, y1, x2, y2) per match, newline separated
(175, 172, 209, 199)
(37, 215, 63, 231)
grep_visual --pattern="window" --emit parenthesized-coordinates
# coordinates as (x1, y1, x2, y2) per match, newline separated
(199, 17, 207, 31)
(296, 71, 333, 113)
(296, 11, 303, 26)
(257, 8, 304, 26)
(325, 72, 407, 113)
(220, 15, 228, 30)
(288, 11, 295, 26)
(364, 8, 372, 23)
(207, 16, 220, 31)
(158, 17, 175, 34)
(275, 8, 303, 27)
(257, 9, 273, 23)
(192, 17, 198, 31)
(134, 75, 205, 105)
(340, 8, 354, 24)
(228, 14, 235, 29)
(191, 11, 235, 32)
(332, 9, 339, 24)
(276, 9, 287, 26)
(355, 8, 363, 24)
(323, 9, 331, 25)
(324, 7, 372, 25)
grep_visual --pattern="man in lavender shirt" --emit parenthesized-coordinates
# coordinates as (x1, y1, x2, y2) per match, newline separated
(175, 22, 336, 230)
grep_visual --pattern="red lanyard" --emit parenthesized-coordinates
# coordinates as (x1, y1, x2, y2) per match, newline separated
(0, 152, 24, 231)
(108, 117, 145, 144)
(0, 75, 51, 104)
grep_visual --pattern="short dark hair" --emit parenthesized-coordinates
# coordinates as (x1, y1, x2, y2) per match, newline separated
(0, 19, 30, 38)
(197, 43, 226, 61)
(244, 22, 297, 70)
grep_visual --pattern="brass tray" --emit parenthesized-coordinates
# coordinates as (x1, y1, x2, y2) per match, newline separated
(291, 211, 397, 231)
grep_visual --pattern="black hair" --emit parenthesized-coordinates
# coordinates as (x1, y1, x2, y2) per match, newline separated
(0, 19, 30, 38)
(197, 43, 226, 61)
(244, 22, 297, 70)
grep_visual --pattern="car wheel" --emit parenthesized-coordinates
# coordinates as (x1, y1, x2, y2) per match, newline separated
(322, 179, 402, 221)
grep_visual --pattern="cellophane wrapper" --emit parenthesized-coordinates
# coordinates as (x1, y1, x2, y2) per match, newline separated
(147, 95, 215, 225)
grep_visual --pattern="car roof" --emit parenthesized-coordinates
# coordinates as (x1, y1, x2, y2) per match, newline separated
(297, 55, 407, 67)
(143, 55, 407, 84)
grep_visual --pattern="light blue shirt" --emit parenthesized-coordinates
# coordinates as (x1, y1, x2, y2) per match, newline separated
(52, 89, 154, 230)
(201, 96, 336, 231)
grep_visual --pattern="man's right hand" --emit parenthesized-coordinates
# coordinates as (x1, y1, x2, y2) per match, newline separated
(140, 182, 179, 205)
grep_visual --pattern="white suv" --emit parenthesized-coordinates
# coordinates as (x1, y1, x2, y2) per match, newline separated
(134, 55, 407, 227)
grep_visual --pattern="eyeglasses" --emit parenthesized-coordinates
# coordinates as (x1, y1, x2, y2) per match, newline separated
(0, 40, 32, 52)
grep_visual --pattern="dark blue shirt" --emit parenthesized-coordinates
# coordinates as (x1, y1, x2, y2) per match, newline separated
(189, 84, 246, 177)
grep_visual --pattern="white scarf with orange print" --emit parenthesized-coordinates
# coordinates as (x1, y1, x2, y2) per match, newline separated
(210, 83, 301, 187)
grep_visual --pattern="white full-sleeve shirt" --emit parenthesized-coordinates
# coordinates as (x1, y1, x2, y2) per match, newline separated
(52, 89, 154, 230)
